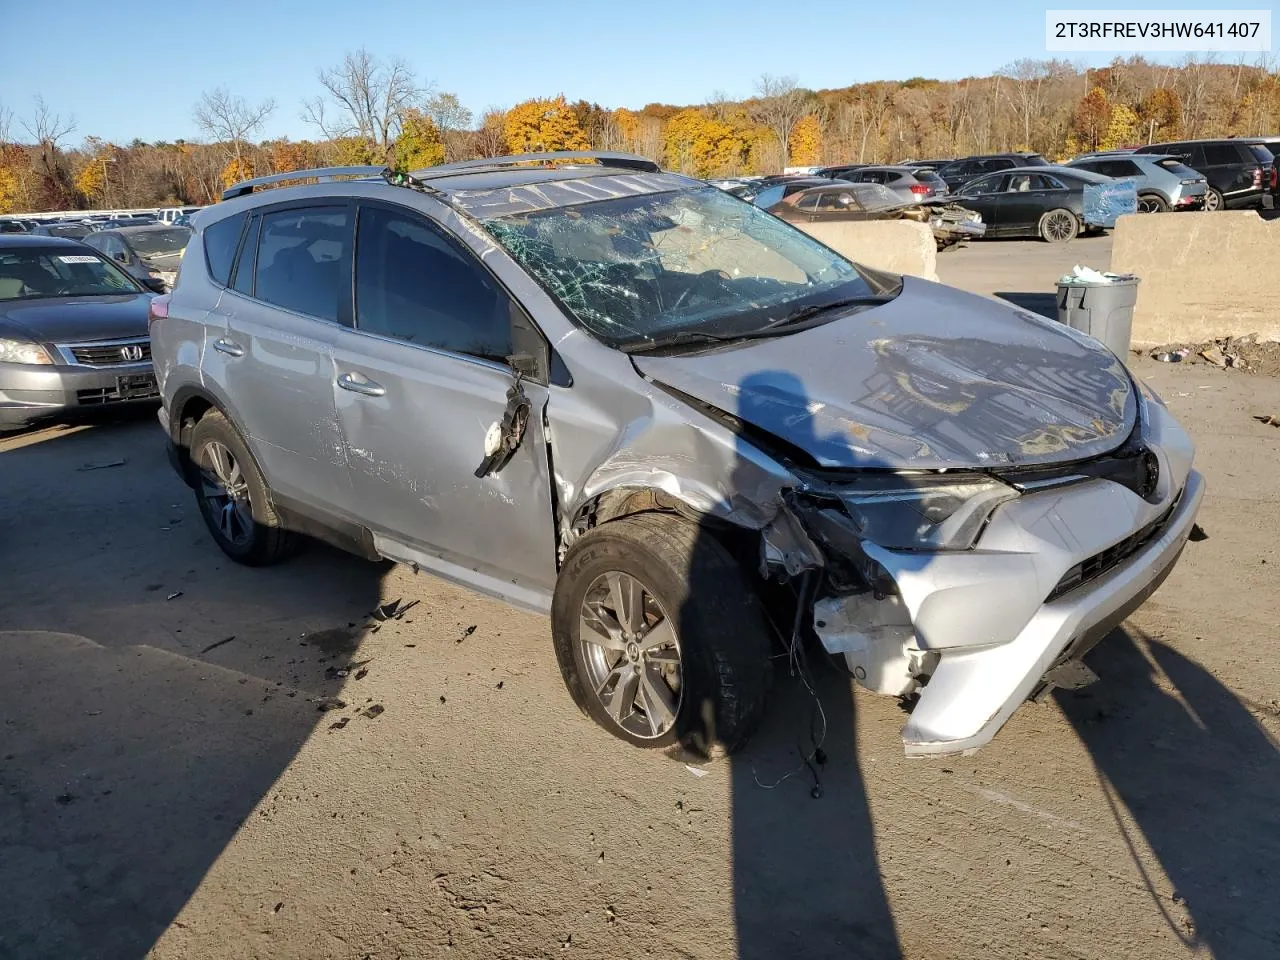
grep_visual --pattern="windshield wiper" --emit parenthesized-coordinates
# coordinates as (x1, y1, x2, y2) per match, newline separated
(620, 330, 736, 354)
(757, 294, 895, 332)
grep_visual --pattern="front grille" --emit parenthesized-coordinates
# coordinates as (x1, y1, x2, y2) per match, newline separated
(65, 339, 151, 366)
(1047, 492, 1181, 602)
(76, 383, 160, 406)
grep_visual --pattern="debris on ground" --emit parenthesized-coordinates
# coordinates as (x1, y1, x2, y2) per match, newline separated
(165, 591, 183, 601)
(328, 717, 349, 731)
(372, 598, 420, 622)
(1190, 524, 1209, 542)
(458, 625, 477, 643)
(324, 658, 371, 681)
(314, 697, 346, 713)
(1254, 414, 1280, 427)
(685, 764, 709, 779)
(362, 704, 385, 719)
(199, 635, 236, 655)
(1199, 344, 1228, 367)
(1148, 335, 1280, 375)
(77, 459, 126, 472)
(55, 792, 76, 805)
(354, 667, 368, 680)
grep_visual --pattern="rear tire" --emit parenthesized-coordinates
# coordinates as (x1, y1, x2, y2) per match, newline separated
(551, 513, 772, 756)
(189, 410, 299, 566)
(1137, 193, 1169, 213)
(1039, 208, 1079, 243)
(1204, 188, 1224, 211)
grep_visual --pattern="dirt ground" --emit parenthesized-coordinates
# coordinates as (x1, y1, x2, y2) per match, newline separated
(3, 254, 1279, 958)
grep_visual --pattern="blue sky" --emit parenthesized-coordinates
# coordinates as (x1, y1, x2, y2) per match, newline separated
(0, 0, 1227, 145)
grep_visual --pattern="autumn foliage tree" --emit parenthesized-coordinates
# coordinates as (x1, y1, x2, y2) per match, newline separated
(1070, 87, 1112, 153)
(393, 109, 445, 169)
(502, 97, 589, 153)
(662, 109, 749, 177)
(787, 114, 822, 166)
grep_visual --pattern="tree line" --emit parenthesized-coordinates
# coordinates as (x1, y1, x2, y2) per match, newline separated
(2, 50, 1278, 214)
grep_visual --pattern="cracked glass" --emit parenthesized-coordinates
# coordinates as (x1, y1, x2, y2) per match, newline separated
(480, 186, 876, 349)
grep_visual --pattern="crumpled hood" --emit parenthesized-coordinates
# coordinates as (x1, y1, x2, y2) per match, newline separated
(632, 277, 1136, 470)
(0, 294, 152, 345)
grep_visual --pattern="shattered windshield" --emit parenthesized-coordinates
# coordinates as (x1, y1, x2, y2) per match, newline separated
(481, 186, 886, 349)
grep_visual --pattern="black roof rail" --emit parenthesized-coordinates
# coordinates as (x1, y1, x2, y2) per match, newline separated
(221, 165, 387, 201)
(412, 151, 661, 180)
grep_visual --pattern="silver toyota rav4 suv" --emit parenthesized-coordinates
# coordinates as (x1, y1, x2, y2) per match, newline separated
(150, 152, 1204, 758)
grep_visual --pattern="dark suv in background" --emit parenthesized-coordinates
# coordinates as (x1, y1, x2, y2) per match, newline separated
(1135, 139, 1276, 210)
(934, 153, 1050, 192)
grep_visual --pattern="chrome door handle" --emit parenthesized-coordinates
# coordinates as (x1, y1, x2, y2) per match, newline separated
(213, 337, 244, 357)
(337, 372, 386, 397)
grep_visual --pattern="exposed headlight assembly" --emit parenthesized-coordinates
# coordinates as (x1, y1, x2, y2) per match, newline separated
(834, 473, 1019, 551)
(0, 337, 53, 365)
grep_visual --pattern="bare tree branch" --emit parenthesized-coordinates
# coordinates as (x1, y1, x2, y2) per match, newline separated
(753, 74, 811, 167)
(21, 95, 76, 147)
(0, 101, 12, 145)
(303, 49, 422, 160)
(193, 88, 275, 162)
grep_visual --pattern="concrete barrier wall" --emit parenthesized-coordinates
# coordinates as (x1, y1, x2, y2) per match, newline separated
(796, 220, 938, 282)
(1111, 212, 1280, 344)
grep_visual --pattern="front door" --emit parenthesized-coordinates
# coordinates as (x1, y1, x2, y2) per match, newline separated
(333, 201, 559, 600)
(956, 174, 1010, 234)
(216, 203, 353, 513)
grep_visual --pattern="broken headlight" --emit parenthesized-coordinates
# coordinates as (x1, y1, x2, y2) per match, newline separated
(834, 473, 1019, 551)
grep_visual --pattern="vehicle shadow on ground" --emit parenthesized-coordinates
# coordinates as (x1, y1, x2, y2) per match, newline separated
(683, 370, 902, 959)
(0, 418, 387, 959)
(995, 291, 1057, 319)
(1060, 625, 1280, 959)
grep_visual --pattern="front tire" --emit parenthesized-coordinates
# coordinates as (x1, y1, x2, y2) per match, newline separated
(551, 513, 772, 755)
(189, 410, 298, 566)
(1039, 208, 1079, 243)
(1204, 188, 1224, 211)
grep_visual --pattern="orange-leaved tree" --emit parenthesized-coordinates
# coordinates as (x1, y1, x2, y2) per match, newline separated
(663, 109, 750, 178)
(788, 114, 823, 166)
(219, 156, 253, 190)
(502, 96, 590, 154)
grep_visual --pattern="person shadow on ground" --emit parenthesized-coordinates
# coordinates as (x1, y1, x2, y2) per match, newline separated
(1059, 625, 1280, 958)
(678, 369, 903, 959)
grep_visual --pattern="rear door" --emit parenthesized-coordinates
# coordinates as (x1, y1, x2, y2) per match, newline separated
(332, 200, 559, 600)
(1199, 143, 1251, 201)
(217, 203, 353, 513)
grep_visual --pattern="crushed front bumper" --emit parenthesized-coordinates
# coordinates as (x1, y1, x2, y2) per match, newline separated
(888, 468, 1203, 756)
(806, 397, 1203, 756)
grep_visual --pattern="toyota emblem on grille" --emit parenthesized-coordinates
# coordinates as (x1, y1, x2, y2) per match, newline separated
(120, 344, 144, 362)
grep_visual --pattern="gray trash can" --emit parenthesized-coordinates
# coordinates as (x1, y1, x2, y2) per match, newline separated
(1055, 276, 1140, 358)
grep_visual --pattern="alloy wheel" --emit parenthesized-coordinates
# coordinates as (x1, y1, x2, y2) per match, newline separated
(1043, 210, 1076, 241)
(197, 440, 254, 547)
(1205, 190, 1222, 211)
(577, 571, 682, 739)
(1137, 196, 1162, 213)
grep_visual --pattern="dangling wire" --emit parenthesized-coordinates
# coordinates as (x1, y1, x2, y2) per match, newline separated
(752, 570, 829, 798)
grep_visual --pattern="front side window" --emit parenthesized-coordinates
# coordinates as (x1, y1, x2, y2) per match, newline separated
(0, 248, 141, 300)
(355, 205, 512, 362)
(481, 186, 883, 349)
(962, 174, 1005, 196)
(253, 207, 350, 322)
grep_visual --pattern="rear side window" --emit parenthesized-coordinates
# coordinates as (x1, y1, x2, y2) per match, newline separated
(1247, 144, 1274, 164)
(354, 205, 512, 363)
(202, 213, 246, 286)
(1201, 144, 1240, 166)
(253, 207, 350, 322)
